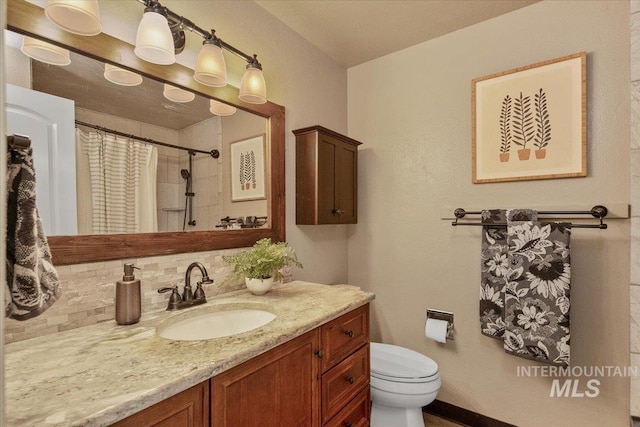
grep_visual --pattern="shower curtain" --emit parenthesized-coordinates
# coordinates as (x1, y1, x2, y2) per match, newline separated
(75, 129, 158, 234)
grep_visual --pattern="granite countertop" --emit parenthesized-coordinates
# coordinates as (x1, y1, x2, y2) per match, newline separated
(4, 281, 374, 427)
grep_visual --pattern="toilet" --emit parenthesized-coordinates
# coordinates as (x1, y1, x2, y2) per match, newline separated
(370, 342, 441, 427)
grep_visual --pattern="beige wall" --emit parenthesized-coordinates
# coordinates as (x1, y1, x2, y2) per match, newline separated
(1, 0, 349, 347)
(93, 0, 351, 285)
(4, 42, 30, 88)
(221, 110, 268, 219)
(348, 1, 630, 426)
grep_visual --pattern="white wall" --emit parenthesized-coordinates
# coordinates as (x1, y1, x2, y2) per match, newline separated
(348, 1, 630, 426)
(4, 42, 30, 88)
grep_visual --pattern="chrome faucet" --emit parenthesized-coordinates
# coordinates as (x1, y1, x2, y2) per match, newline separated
(158, 262, 214, 310)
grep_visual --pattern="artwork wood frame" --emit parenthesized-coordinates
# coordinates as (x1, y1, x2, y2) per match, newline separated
(230, 134, 267, 201)
(472, 52, 586, 184)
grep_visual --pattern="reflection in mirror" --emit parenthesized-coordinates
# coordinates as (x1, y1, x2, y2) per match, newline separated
(4, 30, 268, 237)
(6, 0, 285, 265)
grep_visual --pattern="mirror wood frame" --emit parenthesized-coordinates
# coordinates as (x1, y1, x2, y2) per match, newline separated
(6, 0, 285, 265)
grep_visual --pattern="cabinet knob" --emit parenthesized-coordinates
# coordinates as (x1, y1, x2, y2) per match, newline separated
(345, 376, 355, 384)
(332, 208, 345, 216)
(344, 329, 354, 338)
(314, 349, 323, 358)
(345, 423, 355, 427)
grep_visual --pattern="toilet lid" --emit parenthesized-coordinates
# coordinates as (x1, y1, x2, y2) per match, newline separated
(370, 342, 439, 380)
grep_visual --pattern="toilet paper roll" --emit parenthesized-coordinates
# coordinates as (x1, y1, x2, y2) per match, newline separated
(425, 318, 448, 343)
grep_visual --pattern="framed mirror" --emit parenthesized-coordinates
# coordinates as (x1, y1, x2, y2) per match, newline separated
(6, 0, 285, 265)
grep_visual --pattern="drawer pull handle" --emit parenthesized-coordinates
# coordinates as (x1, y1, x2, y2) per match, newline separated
(332, 208, 345, 216)
(345, 424, 355, 427)
(346, 376, 355, 384)
(345, 330, 354, 338)
(314, 349, 323, 358)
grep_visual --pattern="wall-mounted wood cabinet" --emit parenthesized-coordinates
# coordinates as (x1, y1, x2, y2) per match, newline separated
(294, 126, 362, 224)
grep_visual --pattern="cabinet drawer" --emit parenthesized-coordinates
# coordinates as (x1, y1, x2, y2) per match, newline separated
(321, 344, 369, 424)
(321, 304, 369, 371)
(323, 387, 370, 427)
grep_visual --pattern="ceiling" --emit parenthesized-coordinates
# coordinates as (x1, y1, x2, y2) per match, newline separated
(255, 0, 540, 67)
(10, 0, 541, 130)
(30, 50, 213, 130)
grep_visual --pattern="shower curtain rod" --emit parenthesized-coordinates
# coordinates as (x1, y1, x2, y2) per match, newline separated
(75, 120, 220, 159)
(451, 205, 608, 229)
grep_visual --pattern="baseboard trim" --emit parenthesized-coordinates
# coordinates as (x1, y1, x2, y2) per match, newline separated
(423, 400, 518, 427)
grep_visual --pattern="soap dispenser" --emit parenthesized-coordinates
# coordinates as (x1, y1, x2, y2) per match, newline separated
(116, 263, 141, 325)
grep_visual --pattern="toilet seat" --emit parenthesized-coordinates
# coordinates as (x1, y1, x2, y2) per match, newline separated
(371, 342, 439, 383)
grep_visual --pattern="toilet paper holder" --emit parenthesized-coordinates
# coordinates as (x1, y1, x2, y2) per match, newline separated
(426, 309, 454, 340)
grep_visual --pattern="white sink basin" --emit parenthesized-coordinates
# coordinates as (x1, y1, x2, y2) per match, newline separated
(157, 307, 276, 341)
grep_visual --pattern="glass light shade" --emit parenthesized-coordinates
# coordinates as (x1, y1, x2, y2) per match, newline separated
(194, 43, 227, 87)
(134, 11, 175, 65)
(45, 0, 101, 36)
(238, 67, 267, 104)
(209, 100, 237, 116)
(104, 64, 143, 86)
(163, 84, 195, 103)
(20, 36, 71, 66)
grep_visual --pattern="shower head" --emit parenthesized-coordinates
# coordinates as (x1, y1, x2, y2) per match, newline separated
(180, 169, 190, 180)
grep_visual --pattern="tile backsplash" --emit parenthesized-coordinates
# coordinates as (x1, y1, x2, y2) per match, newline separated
(4, 249, 245, 344)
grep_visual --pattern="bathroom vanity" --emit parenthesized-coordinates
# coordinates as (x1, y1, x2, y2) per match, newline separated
(4, 281, 374, 426)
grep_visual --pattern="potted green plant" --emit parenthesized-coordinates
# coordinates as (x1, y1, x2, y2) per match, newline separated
(223, 238, 303, 295)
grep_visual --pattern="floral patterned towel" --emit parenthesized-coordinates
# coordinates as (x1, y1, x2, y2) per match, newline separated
(6, 148, 61, 320)
(480, 209, 537, 339)
(503, 221, 571, 367)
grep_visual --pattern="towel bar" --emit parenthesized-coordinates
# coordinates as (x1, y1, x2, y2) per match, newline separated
(451, 205, 608, 229)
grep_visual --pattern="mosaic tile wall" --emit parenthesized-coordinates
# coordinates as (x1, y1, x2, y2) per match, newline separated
(4, 249, 246, 343)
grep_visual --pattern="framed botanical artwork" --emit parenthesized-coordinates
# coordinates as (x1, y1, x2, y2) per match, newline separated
(230, 135, 266, 201)
(472, 52, 586, 183)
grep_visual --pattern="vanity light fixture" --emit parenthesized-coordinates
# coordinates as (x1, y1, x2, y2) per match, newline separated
(44, 0, 102, 36)
(163, 83, 195, 103)
(134, 0, 267, 104)
(194, 35, 227, 87)
(20, 36, 71, 66)
(209, 99, 237, 116)
(104, 63, 143, 86)
(239, 56, 267, 104)
(134, 1, 176, 65)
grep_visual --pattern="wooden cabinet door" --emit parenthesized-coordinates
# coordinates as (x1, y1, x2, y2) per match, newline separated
(294, 126, 362, 225)
(211, 329, 321, 427)
(317, 133, 358, 224)
(335, 141, 358, 224)
(317, 134, 339, 224)
(111, 382, 209, 427)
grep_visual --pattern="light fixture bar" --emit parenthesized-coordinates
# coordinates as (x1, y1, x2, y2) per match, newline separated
(136, 0, 260, 66)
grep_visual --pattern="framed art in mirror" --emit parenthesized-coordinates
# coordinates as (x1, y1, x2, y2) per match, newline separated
(230, 135, 266, 202)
